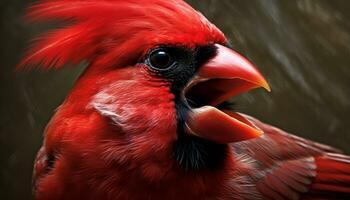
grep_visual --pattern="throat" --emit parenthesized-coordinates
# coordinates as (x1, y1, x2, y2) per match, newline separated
(173, 135, 229, 170)
(173, 98, 229, 171)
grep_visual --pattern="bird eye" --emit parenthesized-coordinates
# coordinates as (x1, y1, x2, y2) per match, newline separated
(148, 49, 174, 70)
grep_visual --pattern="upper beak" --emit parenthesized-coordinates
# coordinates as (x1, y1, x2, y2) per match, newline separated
(199, 45, 270, 91)
(185, 44, 270, 144)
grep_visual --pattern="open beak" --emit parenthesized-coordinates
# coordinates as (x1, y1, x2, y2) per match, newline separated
(184, 44, 270, 144)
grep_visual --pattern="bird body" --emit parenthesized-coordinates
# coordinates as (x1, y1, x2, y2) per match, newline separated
(21, 0, 350, 199)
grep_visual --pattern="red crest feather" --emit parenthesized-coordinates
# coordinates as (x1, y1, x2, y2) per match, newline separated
(19, 0, 226, 70)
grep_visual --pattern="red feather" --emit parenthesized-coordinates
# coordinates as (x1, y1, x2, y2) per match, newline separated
(19, 0, 226, 70)
(238, 116, 350, 200)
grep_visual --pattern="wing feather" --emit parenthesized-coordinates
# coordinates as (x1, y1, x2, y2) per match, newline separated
(233, 115, 350, 200)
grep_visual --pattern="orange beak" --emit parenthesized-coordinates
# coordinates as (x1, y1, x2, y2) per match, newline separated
(184, 44, 270, 144)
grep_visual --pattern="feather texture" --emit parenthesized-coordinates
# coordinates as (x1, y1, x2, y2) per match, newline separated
(233, 115, 350, 200)
(19, 0, 226, 70)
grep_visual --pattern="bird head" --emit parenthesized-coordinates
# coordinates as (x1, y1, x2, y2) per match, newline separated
(21, 0, 270, 176)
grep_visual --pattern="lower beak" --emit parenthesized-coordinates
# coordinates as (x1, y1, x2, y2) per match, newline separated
(185, 44, 270, 144)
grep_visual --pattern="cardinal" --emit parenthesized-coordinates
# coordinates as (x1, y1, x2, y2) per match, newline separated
(20, 0, 350, 199)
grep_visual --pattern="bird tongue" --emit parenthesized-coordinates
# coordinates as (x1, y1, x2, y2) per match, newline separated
(186, 106, 263, 144)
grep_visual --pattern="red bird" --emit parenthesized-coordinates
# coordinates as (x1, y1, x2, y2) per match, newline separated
(20, 0, 350, 199)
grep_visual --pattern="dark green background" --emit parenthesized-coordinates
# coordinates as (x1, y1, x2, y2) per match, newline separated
(1, 0, 349, 199)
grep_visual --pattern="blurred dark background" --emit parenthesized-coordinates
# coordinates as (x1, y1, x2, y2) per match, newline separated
(1, 0, 349, 199)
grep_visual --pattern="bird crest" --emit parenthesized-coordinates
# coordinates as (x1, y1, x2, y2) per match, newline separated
(19, 0, 226, 70)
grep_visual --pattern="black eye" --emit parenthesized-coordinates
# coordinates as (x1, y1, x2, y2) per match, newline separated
(148, 49, 174, 70)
